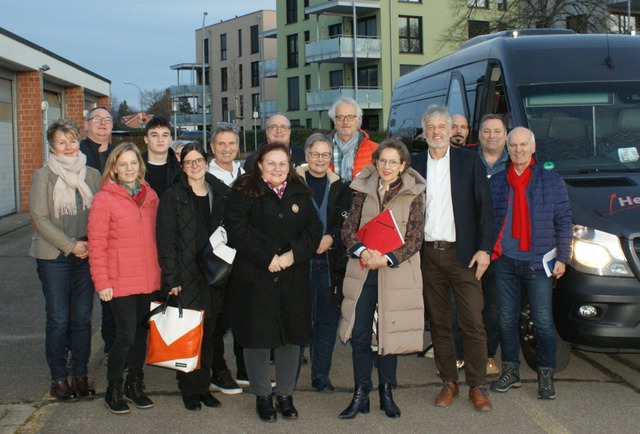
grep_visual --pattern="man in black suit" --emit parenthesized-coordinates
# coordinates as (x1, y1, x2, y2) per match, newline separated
(411, 105, 494, 412)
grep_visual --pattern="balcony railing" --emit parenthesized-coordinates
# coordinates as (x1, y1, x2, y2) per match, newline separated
(173, 113, 207, 126)
(305, 36, 382, 63)
(260, 58, 277, 77)
(306, 87, 382, 111)
(260, 100, 278, 118)
(169, 84, 210, 98)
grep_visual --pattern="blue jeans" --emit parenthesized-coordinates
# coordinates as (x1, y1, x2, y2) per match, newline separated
(494, 255, 557, 369)
(309, 258, 340, 380)
(37, 254, 94, 381)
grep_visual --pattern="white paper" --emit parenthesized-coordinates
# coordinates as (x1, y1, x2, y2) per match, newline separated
(542, 247, 557, 277)
(209, 226, 236, 264)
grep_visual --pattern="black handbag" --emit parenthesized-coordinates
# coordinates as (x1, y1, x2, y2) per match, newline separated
(198, 226, 235, 289)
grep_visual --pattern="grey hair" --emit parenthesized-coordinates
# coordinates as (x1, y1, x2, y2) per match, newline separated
(211, 124, 240, 144)
(420, 105, 452, 129)
(304, 133, 333, 153)
(328, 97, 363, 121)
(507, 127, 536, 146)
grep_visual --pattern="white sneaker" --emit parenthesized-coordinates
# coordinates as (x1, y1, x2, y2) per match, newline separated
(424, 347, 435, 359)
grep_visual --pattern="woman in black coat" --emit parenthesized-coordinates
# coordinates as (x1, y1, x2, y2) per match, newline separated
(156, 142, 230, 411)
(225, 143, 322, 422)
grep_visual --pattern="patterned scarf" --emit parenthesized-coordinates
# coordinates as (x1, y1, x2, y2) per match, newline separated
(506, 159, 534, 251)
(263, 178, 287, 199)
(47, 153, 93, 218)
(333, 131, 360, 180)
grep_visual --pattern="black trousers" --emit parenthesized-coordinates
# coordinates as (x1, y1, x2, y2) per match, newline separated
(177, 317, 216, 396)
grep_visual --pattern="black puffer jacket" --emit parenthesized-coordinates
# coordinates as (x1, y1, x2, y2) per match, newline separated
(156, 172, 230, 316)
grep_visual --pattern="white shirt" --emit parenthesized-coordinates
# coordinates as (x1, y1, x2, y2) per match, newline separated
(207, 160, 244, 187)
(425, 147, 456, 242)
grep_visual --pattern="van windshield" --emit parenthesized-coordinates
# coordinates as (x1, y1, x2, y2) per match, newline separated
(522, 82, 640, 173)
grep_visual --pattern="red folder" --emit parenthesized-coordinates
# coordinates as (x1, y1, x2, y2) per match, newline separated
(356, 209, 405, 268)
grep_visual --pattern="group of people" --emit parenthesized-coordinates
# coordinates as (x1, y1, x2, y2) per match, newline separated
(30, 96, 572, 422)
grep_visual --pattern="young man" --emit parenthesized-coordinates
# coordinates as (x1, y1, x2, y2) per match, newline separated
(142, 117, 181, 198)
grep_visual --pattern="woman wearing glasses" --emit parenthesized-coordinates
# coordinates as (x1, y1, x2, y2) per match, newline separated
(225, 143, 322, 422)
(156, 142, 230, 410)
(295, 133, 352, 393)
(338, 138, 425, 419)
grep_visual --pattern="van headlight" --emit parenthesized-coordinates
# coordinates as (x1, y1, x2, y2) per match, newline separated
(571, 226, 632, 277)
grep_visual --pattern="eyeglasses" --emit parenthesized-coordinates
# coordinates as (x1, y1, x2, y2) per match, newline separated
(88, 116, 113, 124)
(376, 159, 402, 168)
(266, 124, 291, 131)
(335, 114, 358, 122)
(183, 158, 207, 167)
(308, 152, 332, 160)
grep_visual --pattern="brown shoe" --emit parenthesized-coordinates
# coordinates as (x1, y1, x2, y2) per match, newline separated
(50, 380, 77, 402)
(435, 381, 459, 407)
(72, 377, 96, 398)
(468, 386, 493, 412)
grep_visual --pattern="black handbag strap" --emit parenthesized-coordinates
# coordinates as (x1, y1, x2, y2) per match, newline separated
(143, 293, 184, 328)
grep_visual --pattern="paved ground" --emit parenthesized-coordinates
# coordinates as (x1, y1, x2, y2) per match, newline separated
(1, 212, 639, 434)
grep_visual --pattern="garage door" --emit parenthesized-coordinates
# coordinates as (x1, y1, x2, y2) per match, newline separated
(0, 78, 16, 216)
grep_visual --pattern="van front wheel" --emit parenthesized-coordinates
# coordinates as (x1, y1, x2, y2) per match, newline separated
(519, 294, 571, 372)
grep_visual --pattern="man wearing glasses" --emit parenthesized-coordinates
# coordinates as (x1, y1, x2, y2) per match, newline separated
(142, 117, 181, 199)
(243, 113, 306, 171)
(80, 107, 115, 173)
(327, 97, 378, 180)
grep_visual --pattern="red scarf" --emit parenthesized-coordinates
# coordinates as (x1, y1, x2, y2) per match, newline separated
(506, 160, 534, 251)
(263, 178, 287, 199)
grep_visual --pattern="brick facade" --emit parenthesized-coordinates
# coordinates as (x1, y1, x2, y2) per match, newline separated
(17, 71, 43, 212)
(64, 86, 85, 129)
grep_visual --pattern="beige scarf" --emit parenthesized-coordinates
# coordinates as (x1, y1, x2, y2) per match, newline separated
(47, 153, 93, 218)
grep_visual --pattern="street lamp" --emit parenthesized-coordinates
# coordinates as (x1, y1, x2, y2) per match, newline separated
(123, 81, 143, 116)
(202, 12, 208, 150)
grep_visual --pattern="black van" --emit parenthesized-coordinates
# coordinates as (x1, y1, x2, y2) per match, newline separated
(388, 29, 640, 368)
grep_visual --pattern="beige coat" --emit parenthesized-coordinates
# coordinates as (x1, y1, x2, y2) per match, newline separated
(339, 165, 425, 355)
(29, 165, 102, 260)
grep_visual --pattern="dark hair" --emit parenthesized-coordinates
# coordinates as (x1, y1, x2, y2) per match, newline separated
(180, 141, 208, 164)
(234, 143, 308, 198)
(480, 113, 507, 131)
(372, 138, 412, 168)
(144, 116, 172, 136)
(47, 119, 80, 146)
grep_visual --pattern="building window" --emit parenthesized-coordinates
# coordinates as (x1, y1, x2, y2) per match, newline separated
(252, 93, 260, 113)
(467, 0, 488, 8)
(220, 33, 227, 60)
(566, 15, 588, 33)
(400, 64, 420, 76)
(222, 97, 228, 117)
(287, 34, 299, 68)
(400, 0, 421, 2)
(329, 24, 342, 38)
(239, 95, 244, 118)
(238, 29, 242, 56)
(329, 70, 343, 88)
(288, 77, 300, 111)
(468, 20, 490, 39)
(399, 16, 422, 53)
(286, 0, 298, 24)
(304, 0, 309, 20)
(357, 16, 377, 37)
(204, 38, 209, 64)
(305, 74, 311, 91)
(306, 118, 312, 128)
(497, 0, 507, 11)
(251, 61, 259, 87)
(358, 65, 378, 87)
(238, 64, 243, 89)
(221, 67, 228, 92)
(609, 14, 636, 34)
(251, 25, 259, 53)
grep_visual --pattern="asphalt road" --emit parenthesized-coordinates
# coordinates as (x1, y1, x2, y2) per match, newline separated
(1, 214, 639, 434)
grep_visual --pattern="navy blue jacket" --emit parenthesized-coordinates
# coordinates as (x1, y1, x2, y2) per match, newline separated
(490, 161, 573, 268)
(411, 146, 494, 266)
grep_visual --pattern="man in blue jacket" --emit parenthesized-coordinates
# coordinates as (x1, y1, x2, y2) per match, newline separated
(489, 127, 573, 400)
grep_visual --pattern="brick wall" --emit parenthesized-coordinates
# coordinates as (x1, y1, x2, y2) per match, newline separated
(17, 71, 43, 212)
(64, 86, 85, 129)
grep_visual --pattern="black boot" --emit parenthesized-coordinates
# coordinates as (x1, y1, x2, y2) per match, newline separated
(125, 374, 154, 409)
(105, 380, 130, 414)
(339, 385, 370, 419)
(276, 395, 298, 419)
(379, 383, 401, 418)
(256, 395, 277, 422)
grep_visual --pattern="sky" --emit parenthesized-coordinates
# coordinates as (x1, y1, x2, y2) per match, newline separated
(1, 0, 277, 111)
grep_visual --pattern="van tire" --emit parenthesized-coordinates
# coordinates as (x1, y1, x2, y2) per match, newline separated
(519, 292, 571, 373)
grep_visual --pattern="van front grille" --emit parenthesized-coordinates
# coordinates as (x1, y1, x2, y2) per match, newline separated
(565, 177, 636, 188)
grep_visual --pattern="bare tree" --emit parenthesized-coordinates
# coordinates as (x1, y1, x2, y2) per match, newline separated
(438, 0, 616, 51)
(143, 89, 172, 119)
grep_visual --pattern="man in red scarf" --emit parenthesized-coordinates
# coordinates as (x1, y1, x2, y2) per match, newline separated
(488, 127, 573, 400)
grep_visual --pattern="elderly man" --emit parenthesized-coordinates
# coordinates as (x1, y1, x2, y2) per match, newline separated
(80, 106, 114, 173)
(411, 105, 494, 412)
(327, 97, 377, 180)
(243, 113, 305, 170)
(489, 127, 572, 400)
(477, 114, 510, 178)
(450, 114, 469, 147)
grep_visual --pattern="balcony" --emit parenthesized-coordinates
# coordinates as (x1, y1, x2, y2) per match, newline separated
(306, 87, 382, 112)
(169, 84, 210, 98)
(173, 113, 207, 126)
(305, 36, 381, 63)
(260, 58, 277, 78)
(260, 100, 278, 118)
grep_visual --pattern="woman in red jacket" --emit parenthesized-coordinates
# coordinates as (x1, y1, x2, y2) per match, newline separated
(88, 142, 161, 415)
